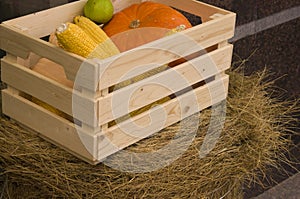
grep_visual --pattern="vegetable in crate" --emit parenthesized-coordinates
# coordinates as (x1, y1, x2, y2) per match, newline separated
(84, 0, 114, 24)
(55, 22, 100, 58)
(55, 19, 119, 59)
(103, 1, 192, 52)
(73, 15, 119, 56)
(31, 96, 69, 118)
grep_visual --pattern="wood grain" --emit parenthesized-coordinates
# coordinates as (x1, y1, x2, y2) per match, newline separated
(97, 44, 233, 125)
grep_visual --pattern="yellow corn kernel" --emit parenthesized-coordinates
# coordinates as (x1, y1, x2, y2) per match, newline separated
(73, 16, 120, 56)
(74, 15, 109, 44)
(165, 24, 186, 36)
(55, 23, 104, 58)
(31, 96, 67, 118)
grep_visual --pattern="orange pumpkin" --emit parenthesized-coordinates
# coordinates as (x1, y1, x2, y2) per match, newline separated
(103, 1, 192, 52)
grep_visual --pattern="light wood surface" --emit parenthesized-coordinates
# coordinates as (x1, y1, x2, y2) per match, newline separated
(96, 75, 229, 160)
(0, 23, 98, 91)
(1, 57, 98, 127)
(2, 89, 97, 161)
(0, 0, 236, 164)
(2, 0, 85, 38)
(97, 13, 235, 90)
(98, 44, 233, 125)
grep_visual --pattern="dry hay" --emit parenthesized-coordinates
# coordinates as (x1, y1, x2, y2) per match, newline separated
(0, 66, 299, 199)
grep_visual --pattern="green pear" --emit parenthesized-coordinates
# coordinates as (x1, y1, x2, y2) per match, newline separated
(84, 0, 114, 24)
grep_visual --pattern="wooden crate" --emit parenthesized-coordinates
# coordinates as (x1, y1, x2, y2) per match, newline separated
(0, 0, 236, 164)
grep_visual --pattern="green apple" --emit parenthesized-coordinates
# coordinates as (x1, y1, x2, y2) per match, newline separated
(84, 0, 114, 24)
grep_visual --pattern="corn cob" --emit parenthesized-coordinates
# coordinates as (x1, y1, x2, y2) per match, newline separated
(165, 24, 186, 36)
(74, 16, 109, 43)
(73, 16, 120, 56)
(31, 96, 69, 118)
(110, 95, 171, 127)
(55, 22, 104, 58)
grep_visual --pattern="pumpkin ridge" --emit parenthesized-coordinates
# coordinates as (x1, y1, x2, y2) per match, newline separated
(103, 1, 192, 51)
(109, 13, 130, 34)
(123, 3, 140, 27)
(136, 2, 164, 26)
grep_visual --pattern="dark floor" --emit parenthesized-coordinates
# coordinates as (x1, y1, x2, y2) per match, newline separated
(253, 172, 300, 199)
(0, 0, 299, 198)
(244, 144, 300, 198)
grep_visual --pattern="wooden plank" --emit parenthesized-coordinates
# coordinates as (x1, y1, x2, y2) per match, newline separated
(184, 13, 236, 49)
(97, 14, 235, 90)
(111, 0, 232, 20)
(39, 133, 99, 165)
(2, 89, 97, 161)
(112, 0, 142, 13)
(99, 88, 109, 133)
(2, 0, 86, 38)
(96, 75, 229, 160)
(0, 37, 30, 59)
(17, 52, 41, 68)
(0, 23, 99, 91)
(1, 57, 98, 127)
(98, 44, 233, 125)
(153, 0, 232, 22)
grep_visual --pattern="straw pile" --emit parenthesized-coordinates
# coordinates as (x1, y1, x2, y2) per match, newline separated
(0, 66, 299, 199)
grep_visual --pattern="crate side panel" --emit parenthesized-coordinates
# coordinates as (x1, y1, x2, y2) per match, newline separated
(97, 75, 229, 160)
(98, 44, 233, 125)
(2, 0, 86, 38)
(0, 37, 30, 59)
(1, 58, 98, 127)
(184, 14, 236, 50)
(0, 24, 99, 91)
(98, 16, 234, 90)
(1, 90, 97, 161)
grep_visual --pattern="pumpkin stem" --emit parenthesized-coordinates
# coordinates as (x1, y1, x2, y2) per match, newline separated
(129, 19, 140, 29)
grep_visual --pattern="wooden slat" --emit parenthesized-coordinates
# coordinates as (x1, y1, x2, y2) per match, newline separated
(1, 57, 98, 127)
(0, 37, 30, 59)
(96, 75, 229, 160)
(2, 89, 97, 161)
(111, 0, 232, 20)
(183, 14, 236, 49)
(112, 0, 142, 13)
(98, 44, 233, 125)
(152, 0, 232, 22)
(17, 52, 41, 68)
(97, 13, 235, 90)
(2, 0, 86, 38)
(0, 23, 99, 91)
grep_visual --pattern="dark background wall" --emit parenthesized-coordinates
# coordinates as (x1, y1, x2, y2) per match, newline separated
(202, 0, 300, 99)
(0, 0, 299, 198)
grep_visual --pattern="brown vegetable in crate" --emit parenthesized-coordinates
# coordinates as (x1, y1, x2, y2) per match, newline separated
(31, 58, 74, 88)
(103, 1, 192, 52)
(30, 58, 73, 119)
(49, 32, 59, 46)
